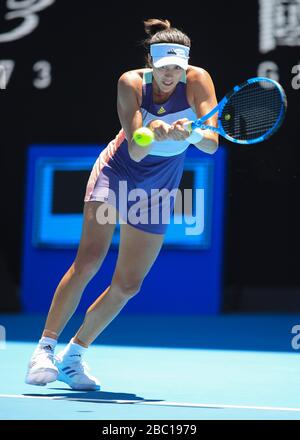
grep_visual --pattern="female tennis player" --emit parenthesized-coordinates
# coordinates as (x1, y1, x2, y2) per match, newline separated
(25, 18, 218, 390)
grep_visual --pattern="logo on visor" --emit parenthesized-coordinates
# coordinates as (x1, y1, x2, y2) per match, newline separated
(167, 49, 177, 55)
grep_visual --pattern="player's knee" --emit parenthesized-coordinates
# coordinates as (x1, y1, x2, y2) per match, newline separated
(73, 246, 106, 279)
(73, 260, 100, 280)
(119, 280, 142, 298)
(112, 276, 143, 299)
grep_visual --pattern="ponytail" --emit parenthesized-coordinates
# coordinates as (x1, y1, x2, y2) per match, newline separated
(142, 18, 191, 67)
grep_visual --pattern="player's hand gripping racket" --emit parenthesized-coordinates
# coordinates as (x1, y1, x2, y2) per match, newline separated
(184, 77, 287, 144)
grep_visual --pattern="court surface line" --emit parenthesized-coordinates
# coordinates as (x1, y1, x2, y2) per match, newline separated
(1, 394, 300, 413)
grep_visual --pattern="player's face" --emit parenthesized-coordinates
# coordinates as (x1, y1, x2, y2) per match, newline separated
(152, 65, 184, 93)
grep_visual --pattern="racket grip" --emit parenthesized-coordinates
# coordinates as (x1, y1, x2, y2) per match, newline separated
(183, 121, 207, 131)
(184, 127, 204, 144)
(183, 121, 193, 132)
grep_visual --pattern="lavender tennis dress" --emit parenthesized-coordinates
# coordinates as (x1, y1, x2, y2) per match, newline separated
(84, 70, 197, 234)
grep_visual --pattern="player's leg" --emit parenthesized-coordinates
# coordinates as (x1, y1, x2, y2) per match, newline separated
(55, 223, 164, 390)
(42, 201, 116, 339)
(74, 223, 164, 345)
(25, 201, 116, 386)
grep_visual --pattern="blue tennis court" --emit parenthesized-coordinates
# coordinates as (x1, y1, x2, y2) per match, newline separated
(1, 314, 300, 420)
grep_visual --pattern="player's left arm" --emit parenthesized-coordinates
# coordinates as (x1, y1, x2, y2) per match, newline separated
(189, 68, 219, 154)
(172, 68, 219, 154)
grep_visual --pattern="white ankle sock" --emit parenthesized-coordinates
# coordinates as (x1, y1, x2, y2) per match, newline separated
(59, 339, 87, 363)
(38, 336, 57, 351)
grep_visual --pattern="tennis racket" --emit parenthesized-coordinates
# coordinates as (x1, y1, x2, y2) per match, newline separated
(184, 77, 287, 144)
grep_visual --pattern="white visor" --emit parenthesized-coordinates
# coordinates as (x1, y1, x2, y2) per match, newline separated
(150, 43, 190, 70)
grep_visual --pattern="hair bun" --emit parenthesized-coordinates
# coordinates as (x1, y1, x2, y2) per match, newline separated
(144, 18, 171, 37)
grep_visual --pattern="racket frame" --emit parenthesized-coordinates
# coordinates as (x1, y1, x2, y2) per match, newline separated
(190, 77, 287, 145)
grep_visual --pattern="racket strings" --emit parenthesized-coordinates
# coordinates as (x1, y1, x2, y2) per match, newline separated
(221, 81, 285, 141)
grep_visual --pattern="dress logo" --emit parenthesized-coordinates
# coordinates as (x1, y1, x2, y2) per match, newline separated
(157, 106, 166, 114)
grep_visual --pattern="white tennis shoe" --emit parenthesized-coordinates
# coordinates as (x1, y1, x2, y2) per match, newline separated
(55, 353, 101, 391)
(25, 344, 58, 386)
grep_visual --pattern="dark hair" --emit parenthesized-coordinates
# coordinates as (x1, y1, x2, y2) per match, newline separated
(142, 18, 191, 67)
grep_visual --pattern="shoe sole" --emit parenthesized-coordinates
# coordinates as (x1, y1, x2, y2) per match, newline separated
(57, 369, 101, 391)
(25, 368, 58, 386)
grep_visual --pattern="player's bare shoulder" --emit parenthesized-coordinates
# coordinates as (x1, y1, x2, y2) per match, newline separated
(118, 70, 142, 87)
(186, 66, 216, 103)
(186, 66, 214, 86)
(118, 69, 145, 103)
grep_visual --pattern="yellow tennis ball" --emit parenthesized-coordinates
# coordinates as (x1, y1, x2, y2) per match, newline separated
(133, 127, 154, 147)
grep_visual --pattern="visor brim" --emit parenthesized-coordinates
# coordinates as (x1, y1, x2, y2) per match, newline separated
(152, 56, 188, 70)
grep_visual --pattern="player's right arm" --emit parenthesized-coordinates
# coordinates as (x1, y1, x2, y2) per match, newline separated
(117, 72, 170, 161)
(117, 72, 150, 162)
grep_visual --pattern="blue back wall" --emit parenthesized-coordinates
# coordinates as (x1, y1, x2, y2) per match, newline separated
(21, 145, 227, 315)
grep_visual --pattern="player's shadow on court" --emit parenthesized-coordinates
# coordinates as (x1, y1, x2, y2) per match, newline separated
(22, 390, 222, 409)
(23, 390, 159, 404)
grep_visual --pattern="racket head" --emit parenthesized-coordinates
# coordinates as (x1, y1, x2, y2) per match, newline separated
(217, 77, 287, 144)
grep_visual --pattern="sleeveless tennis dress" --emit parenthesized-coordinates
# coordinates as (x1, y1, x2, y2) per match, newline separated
(84, 70, 197, 234)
